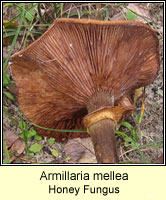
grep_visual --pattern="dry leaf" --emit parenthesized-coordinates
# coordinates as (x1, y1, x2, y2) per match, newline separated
(8, 85, 19, 96)
(123, 3, 152, 23)
(133, 87, 143, 104)
(153, 155, 163, 163)
(4, 131, 19, 148)
(110, 12, 126, 21)
(4, 131, 25, 162)
(64, 138, 85, 162)
(78, 138, 97, 163)
(10, 138, 25, 156)
(64, 137, 97, 163)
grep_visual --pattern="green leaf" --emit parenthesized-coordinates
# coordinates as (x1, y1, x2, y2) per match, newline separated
(135, 114, 140, 123)
(3, 159, 10, 164)
(20, 133, 24, 138)
(3, 74, 11, 85)
(124, 141, 129, 147)
(34, 134, 42, 141)
(120, 122, 133, 132)
(25, 7, 35, 21)
(53, 3, 58, 16)
(66, 157, 71, 161)
(3, 32, 17, 38)
(51, 149, 59, 157)
(131, 141, 140, 149)
(115, 130, 128, 138)
(48, 138, 55, 145)
(3, 91, 14, 100)
(27, 129, 37, 138)
(126, 9, 137, 20)
(59, 3, 64, 16)
(133, 130, 139, 142)
(150, 143, 163, 149)
(29, 152, 35, 157)
(37, 3, 48, 24)
(19, 121, 28, 130)
(4, 3, 14, 7)
(105, 7, 109, 20)
(29, 143, 42, 153)
(137, 149, 147, 163)
(124, 137, 133, 143)
(17, 3, 26, 8)
(124, 137, 133, 147)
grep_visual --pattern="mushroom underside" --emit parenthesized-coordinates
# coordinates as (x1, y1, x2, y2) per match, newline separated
(11, 19, 160, 163)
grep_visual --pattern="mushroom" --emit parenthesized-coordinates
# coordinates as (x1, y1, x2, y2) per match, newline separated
(10, 18, 160, 163)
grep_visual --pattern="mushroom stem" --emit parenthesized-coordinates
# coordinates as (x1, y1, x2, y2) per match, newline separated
(88, 118, 118, 163)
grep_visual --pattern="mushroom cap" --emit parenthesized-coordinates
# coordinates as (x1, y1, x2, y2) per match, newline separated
(11, 18, 160, 140)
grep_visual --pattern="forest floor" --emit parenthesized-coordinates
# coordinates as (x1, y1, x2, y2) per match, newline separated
(3, 3, 163, 164)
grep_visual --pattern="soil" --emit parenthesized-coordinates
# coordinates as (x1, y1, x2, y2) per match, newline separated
(3, 3, 164, 164)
